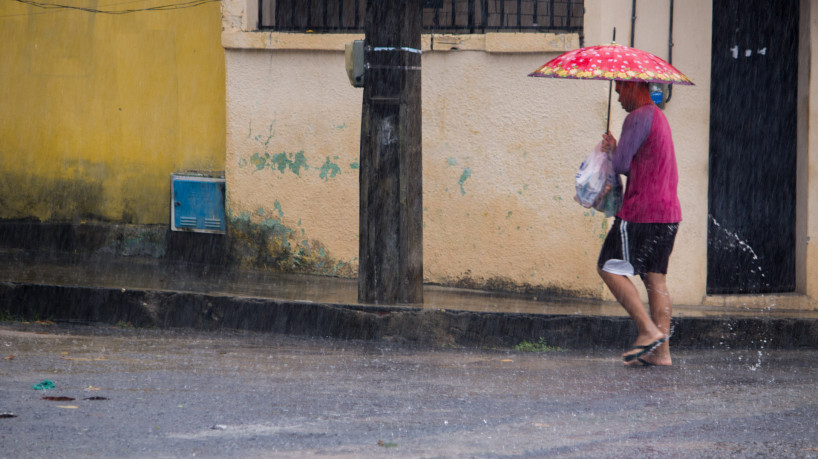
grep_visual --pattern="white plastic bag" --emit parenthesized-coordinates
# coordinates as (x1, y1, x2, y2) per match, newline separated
(575, 142, 622, 217)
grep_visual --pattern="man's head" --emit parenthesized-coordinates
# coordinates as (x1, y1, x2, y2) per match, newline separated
(615, 81, 651, 113)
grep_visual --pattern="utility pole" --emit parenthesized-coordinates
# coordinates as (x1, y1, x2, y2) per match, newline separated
(358, 0, 423, 304)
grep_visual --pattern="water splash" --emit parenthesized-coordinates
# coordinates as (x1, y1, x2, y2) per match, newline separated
(740, 339, 767, 371)
(709, 215, 760, 262)
(748, 350, 763, 371)
(709, 215, 770, 291)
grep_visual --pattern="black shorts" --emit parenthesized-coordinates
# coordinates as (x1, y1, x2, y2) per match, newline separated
(597, 218, 679, 276)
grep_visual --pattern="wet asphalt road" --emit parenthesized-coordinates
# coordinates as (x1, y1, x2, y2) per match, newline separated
(1, 323, 817, 458)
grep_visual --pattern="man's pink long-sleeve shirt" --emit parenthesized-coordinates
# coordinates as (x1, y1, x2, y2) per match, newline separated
(611, 104, 682, 223)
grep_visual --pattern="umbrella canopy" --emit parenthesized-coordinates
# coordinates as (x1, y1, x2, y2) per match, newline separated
(529, 43, 693, 85)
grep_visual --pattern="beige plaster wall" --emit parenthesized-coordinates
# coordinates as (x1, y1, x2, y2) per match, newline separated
(420, 49, 608, 295)
(222, 0, 815, 308)
(225, 49, 364, 275)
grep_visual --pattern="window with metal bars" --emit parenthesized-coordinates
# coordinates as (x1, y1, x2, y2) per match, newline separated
(259, 0, 583, 34)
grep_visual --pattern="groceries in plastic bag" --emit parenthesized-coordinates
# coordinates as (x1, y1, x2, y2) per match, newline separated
(574, 142, 623, 217)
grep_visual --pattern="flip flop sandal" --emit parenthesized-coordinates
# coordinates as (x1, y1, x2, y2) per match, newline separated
(624, 356, 655, 367)
(622, 336, 667, 363)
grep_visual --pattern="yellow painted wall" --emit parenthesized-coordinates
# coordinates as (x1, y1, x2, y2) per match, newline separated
(0, 1, 225, 224)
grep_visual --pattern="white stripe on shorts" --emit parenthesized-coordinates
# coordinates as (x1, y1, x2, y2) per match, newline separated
(620, 220, 630, 264)
(602, 220, 635, 276)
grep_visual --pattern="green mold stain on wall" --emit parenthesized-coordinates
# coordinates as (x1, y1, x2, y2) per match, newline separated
(227, 210, 354, 277)
(458, 167, 472, 196)
(446, 271, 596, 300)
(349, 161, 359, 170)
(319, 156, 342, 181)
(446, 157, 458, 166)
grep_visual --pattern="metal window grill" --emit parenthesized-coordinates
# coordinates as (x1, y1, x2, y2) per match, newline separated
(259, 0, 583, 34)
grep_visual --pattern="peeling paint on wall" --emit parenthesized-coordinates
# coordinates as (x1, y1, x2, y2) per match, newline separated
(319, 156, 342, 181)
(249, 150, 309, 176)
(599, 219, 609, 240)
(458, 167, 471, 195)
(241, 128, 352, 182)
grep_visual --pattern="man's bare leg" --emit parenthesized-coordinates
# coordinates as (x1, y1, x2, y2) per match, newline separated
(640, 272, 673, 366)
(598, 267, 666, 363)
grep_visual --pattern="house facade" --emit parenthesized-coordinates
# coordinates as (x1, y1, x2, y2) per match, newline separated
(220, 0, 818, 310)
(3, 0, 816, 312)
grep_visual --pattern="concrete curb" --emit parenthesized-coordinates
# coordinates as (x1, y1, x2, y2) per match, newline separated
(2, 282, 817, 349)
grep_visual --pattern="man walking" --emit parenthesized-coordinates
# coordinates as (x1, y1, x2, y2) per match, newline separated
(599, 81, 681, 366)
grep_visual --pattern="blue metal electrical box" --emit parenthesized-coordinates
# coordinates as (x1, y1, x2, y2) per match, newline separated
(171, 172, 226, 234)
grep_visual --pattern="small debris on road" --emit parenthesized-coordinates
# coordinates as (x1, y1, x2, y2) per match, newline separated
(32, 380, 56, 390)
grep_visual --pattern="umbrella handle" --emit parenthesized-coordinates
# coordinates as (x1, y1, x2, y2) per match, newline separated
(606, 27, 616, 134)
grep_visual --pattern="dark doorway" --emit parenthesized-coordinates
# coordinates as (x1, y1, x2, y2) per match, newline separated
(707, 0, 799, 294)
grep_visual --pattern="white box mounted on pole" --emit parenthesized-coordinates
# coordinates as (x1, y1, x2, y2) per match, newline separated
(345, 40, 365, 88)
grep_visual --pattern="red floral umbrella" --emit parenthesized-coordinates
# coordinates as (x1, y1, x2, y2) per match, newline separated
(529, 42, 693, 132)
(529, 43, 693, 85)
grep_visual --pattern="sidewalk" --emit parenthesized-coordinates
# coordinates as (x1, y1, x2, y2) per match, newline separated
(1, 249, 817, 349)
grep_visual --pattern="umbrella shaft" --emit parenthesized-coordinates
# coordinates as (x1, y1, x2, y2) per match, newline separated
(606, 80, 612, 134)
